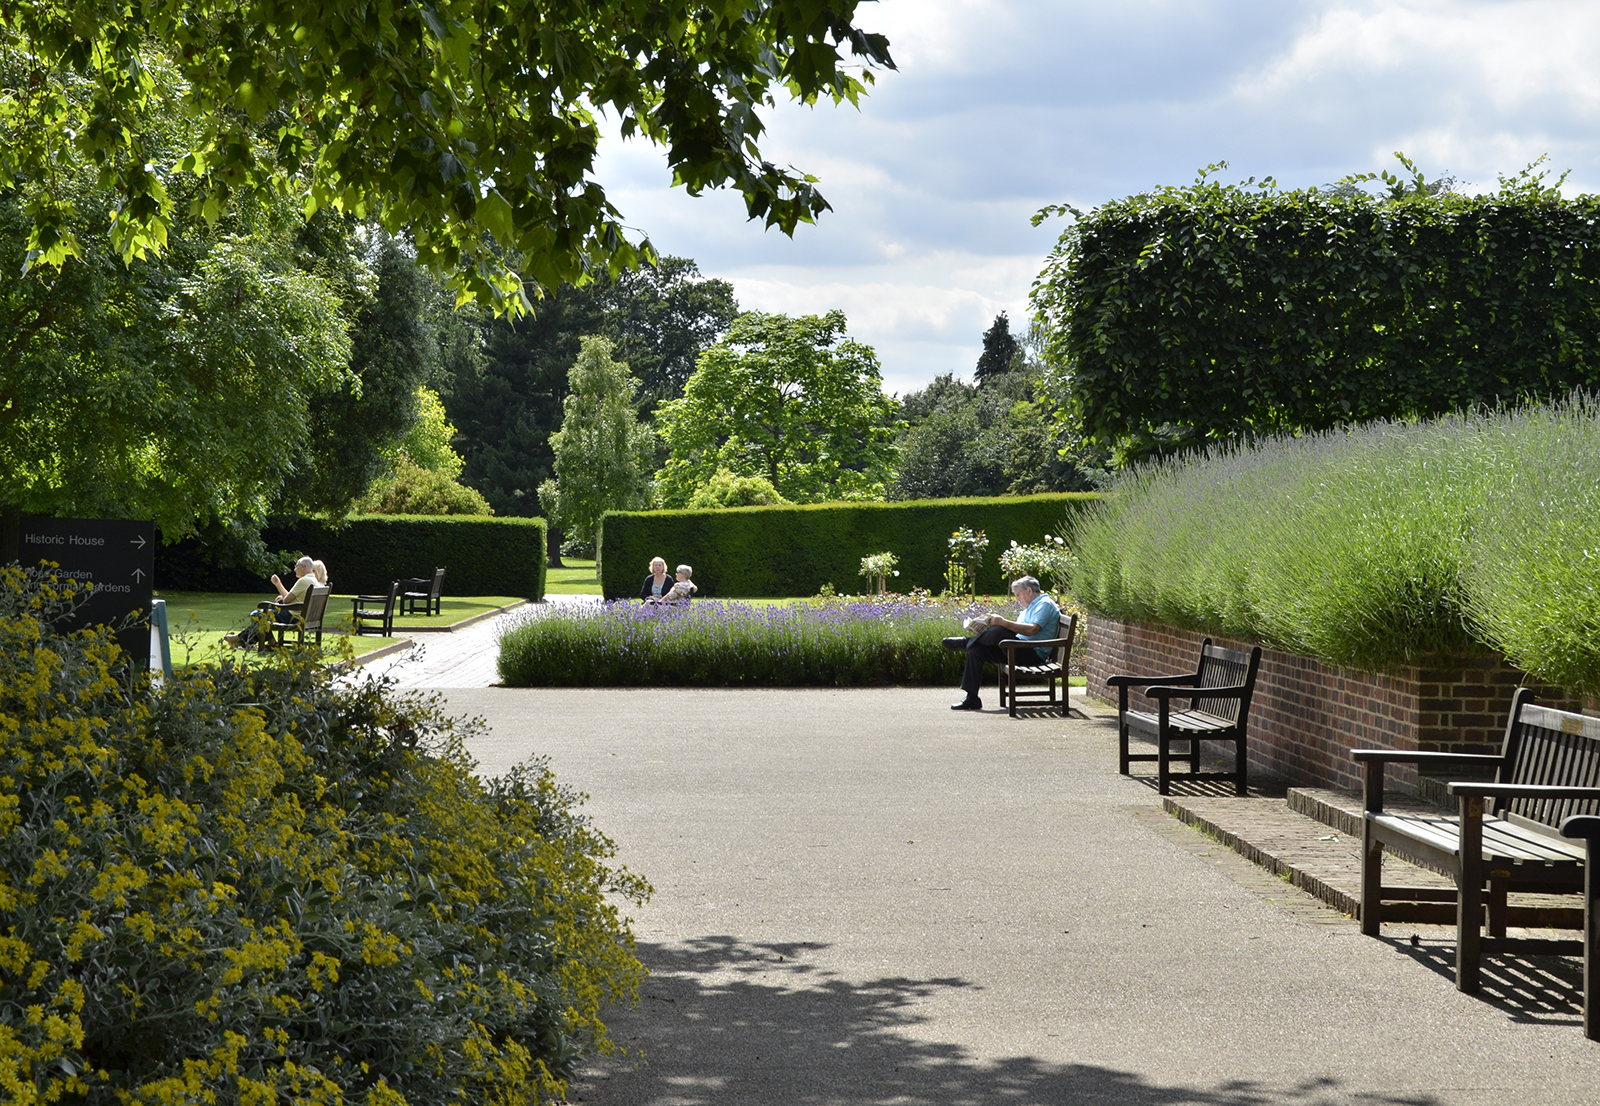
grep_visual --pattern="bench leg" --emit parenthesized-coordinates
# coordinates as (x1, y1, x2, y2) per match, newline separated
(1117, 687, 1130, 775)
(1488, 873, 1509, 940)
(1189, 735, 1201, 775)
(1456, 795, 1484, 993)
(1233, 736, 1247, 797)
(1586, 840, 1599, 1042)
(1157, 728, 1171, 796)
(1361, 819, 1383, 937)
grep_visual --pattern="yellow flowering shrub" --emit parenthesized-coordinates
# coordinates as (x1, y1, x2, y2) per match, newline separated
(0, 566, 648, 1106)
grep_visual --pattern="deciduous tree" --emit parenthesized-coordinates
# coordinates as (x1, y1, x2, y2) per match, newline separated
(654, 310, 897, 505)
(3, 0, 893, 309)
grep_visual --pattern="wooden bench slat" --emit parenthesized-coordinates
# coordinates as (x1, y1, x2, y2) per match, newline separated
(1372, 812, 1587, 863)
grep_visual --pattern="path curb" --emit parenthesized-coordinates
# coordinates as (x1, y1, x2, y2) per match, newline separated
(395, 600, 530, 635)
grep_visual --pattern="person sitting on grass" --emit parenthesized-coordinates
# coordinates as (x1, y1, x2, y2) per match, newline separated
(660, 564, 697, 604)
(641, 556, 672, 601)
(226, 556, 319, 648)
(943, 575, 1060, 712)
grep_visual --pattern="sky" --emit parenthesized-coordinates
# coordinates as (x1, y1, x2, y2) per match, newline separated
(593, 0, 1600, 397)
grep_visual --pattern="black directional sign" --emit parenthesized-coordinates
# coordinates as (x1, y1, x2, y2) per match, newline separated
(13, 517, 156, 668)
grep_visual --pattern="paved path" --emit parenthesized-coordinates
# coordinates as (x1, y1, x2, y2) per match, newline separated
(439, 687, 1600, 1106)
(361, 595, 599, 689)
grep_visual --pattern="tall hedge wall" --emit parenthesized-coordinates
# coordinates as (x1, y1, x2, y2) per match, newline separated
(157, 516, 547, 598)
(1031, 170, 1600, 457)
(598, 494, 1096, 599)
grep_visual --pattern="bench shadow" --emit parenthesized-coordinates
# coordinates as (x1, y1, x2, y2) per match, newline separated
(571, 935, 1441, 1106)
(1380, 935, 1584, 1027)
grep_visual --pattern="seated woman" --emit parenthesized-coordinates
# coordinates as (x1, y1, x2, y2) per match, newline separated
(227, 556, 319, 648)
(641, 557, 672, 601)
(661, 564, 697, 603)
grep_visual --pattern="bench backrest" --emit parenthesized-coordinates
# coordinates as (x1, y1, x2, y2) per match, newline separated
(427, 567, 445, 599)
(1048, 613, 1079, 668)
(1193, 640, 1262, 724)
(302, 586, 331, 633)
(1497, 690, 1600, 832)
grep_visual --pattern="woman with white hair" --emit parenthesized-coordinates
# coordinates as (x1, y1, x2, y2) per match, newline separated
(227, 556, 320, 648)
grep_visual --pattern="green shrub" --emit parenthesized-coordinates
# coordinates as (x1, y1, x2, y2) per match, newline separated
(497, 597, 977, 687)
(1068, 396, 1600, 692)
(598, 494, 1097, 598)
(356, 452, 496, 516)
(0, 565, 646, 1105)
(160, 515, 547, 597)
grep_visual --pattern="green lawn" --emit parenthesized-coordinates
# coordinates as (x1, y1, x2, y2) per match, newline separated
(154, 591, 525, 668)
(546, 559, 601, 595)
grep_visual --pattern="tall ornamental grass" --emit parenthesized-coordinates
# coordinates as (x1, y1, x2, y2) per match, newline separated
(1068, 396, 1600, 691)
(497, 598, 984, 687)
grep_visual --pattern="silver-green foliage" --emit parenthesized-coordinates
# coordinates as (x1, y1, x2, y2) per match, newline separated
(1069, 397, 1600, 687)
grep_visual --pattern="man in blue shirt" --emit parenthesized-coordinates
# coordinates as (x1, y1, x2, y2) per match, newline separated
(945, 575, 1061, 711)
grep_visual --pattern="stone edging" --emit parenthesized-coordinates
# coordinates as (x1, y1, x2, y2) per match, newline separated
(393, 600, 530, 634)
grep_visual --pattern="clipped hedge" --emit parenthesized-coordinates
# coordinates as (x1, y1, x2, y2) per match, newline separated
(159, 515, 547, 598)
(598, 493, 1096, 598)
(1032, 171, 1600, 456)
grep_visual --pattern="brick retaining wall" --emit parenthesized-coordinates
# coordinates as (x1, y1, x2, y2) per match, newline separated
(1084, 617, 1581, 793)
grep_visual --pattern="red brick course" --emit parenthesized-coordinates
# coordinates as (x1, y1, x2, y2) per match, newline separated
(1083, 616, 1581, 793)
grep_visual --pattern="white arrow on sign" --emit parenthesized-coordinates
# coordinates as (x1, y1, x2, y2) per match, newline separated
(131, 534, 147, 549)
(130, 568, 146, 581)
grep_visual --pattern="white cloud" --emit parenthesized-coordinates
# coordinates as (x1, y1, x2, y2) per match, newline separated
(592, 1, 1600, 393)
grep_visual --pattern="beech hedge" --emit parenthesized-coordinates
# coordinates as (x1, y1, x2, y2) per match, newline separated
(158, 515, 547, 597)
(598, 494, 1096, 598)
(1031, 167, 1600, 457)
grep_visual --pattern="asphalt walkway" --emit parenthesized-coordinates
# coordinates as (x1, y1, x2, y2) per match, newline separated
(436, 686, 1600, 1106)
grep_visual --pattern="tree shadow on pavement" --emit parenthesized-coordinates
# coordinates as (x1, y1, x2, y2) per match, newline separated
(1383, 935, 1583, 1028)
(570, 935, 1441, 1106)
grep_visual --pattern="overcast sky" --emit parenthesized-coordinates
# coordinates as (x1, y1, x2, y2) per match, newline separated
(594, 0, 1600, 396)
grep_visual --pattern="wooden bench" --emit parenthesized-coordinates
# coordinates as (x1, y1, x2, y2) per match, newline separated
(400, 567, 446, 617)
(264, 585, 331, 649)
(997, 614, 1079, 718)
(1107, 639, 1262, 796)
(1354, 687, 1600, 1023)
(351, 581, 400, 637)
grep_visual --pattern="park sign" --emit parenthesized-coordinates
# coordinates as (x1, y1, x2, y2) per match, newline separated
(3, 516, 155, 668)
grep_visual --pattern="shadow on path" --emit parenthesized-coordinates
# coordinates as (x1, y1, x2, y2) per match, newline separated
(1384, 936, 1584, 1028)
(571, 936, 1440, 1106)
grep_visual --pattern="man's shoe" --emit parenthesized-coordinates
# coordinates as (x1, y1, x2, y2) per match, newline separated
(941, 636, 969, 651)
(950, 696, 982, 711)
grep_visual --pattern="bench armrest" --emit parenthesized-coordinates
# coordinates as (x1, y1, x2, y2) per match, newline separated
(1146, 683, 1246, 701)
(352, 595, 389, 605)
(999, 636, 1073, 650)
(1560, 815, 1600, 841)
(1448, 783, 1600, 800)
(1106, 673, 1199, 689)
(1350, 750, 1505, 766)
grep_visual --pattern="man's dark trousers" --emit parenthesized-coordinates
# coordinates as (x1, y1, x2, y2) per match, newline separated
(960, 625, 1027, 695)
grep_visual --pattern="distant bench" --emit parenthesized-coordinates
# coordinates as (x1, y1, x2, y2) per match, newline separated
(1355, 687, 1600, 1038)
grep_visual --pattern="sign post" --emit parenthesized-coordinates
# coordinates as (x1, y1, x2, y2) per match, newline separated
(6, 517, 156, 668)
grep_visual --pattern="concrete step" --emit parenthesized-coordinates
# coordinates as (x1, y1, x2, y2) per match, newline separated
(1162, 793, 1454, 918)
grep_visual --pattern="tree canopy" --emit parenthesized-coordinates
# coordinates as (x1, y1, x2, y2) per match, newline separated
(2, 0, 894, 309)
(654, 310, 897, 505)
